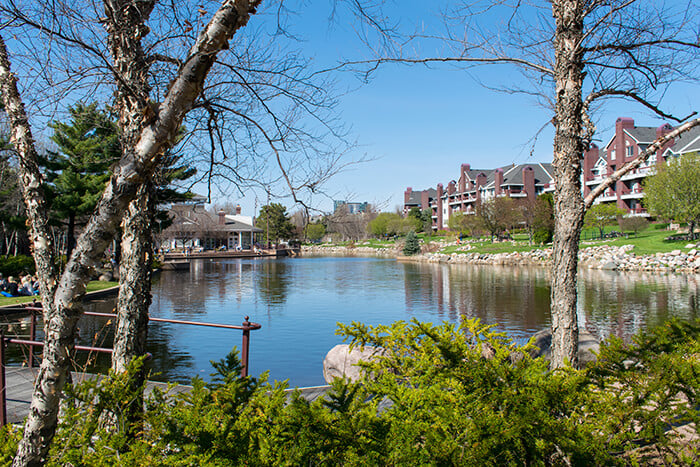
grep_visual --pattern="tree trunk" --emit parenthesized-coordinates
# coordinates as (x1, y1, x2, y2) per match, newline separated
(111, 184, 153, 436)
(113, 186, 152, 371)
(549, 0, 586, 369)
(3, 2, 260, 462)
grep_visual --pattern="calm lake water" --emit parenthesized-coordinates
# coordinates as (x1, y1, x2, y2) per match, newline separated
(5, 257, 700, 387)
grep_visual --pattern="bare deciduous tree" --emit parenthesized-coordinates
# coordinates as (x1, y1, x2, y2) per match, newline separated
(0, 0, 264, 462)
(347, 0, 700, 367)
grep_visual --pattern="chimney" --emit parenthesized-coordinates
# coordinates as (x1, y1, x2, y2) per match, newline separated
(475, 173, 487, 200)
(437, 183, 444, 229)
(522, 166, 535, 200)
(459, 164, 470, 192)
(420, 191, 429, 211)
(583, 144, 598, 196)
(218, 210, 226, 225)
(655, 123, 674, 166)
(495, 169, 504, 196)
(447, 180, 456, 195)
(656, 123, 672, 139)
(235, 204, 242, 215)
(404, 187, 412, 205)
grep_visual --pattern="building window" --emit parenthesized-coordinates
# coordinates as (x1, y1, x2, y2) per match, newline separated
(610, 149, 616, 160)
(626, 146, 633, 157)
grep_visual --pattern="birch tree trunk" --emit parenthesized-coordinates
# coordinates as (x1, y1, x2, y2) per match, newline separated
(113, 186, 152, 371)
(1, 2, 261, 464)
(549, 0, 585, 369)
(111, 185, 153, 436)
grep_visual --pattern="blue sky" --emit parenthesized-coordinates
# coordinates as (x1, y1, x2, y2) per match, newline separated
(215, 0, 699, 217)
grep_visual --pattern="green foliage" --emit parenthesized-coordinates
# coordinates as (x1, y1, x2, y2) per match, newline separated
(256, 203, 295, 242)
(0, 254, 35, 276)
(305, 222, 326, 242)
(531, 193, 554, 245)
(368, 212, 401, 237)
(3, 321, 700, 465)
(533, 228, 553, 244)
(585, 320, 700, 465)
(617, 216, 648, 235)
(584, 203, 626, 239)
(402, 230, 420, 255)
(41, 103, 119, 257)
(407, 207, 432, 233)
(644, 153, 700, 238)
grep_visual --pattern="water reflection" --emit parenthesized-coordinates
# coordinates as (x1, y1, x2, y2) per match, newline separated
(2, 258, 698, 387)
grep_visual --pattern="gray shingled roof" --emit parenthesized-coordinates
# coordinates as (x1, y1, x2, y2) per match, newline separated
(625, 127, 657, 144)
(669, 125, 700, 155)
(406, 188, 437, 205)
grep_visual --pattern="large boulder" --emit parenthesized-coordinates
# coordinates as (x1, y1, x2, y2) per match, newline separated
(529, 329, 600, 367)
(323, 344, 384, 384)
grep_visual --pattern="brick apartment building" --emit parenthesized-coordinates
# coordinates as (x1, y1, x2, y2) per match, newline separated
(404, 117, 700, 231)
(583, 117, 700, 216)
(405, 163, 555, 231)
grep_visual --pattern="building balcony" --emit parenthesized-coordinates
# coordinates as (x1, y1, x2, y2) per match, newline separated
(621, 167, 654, 181)
(620, 190, 644, 200)
(598, 192, 617, 203)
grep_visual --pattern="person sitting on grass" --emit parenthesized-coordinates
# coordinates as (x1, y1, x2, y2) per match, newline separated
(19, 275, 37, 296)
(1, 276, 19, 297)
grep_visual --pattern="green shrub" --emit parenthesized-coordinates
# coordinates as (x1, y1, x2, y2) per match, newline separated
(2, 320, 700, 465)
(533, 227, 553, 244)
(402, 231, 420, 255)
(0, 255, 35, 276)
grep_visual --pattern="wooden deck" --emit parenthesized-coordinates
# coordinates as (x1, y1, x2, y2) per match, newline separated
(2, 367, 329, 425)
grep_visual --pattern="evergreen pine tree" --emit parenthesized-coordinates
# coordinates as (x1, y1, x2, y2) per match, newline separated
(42, 103, 119, 258)
(403, 230, 420, 256)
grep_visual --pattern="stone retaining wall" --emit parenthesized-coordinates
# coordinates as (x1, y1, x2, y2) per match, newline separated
(302, 243, 700, 273)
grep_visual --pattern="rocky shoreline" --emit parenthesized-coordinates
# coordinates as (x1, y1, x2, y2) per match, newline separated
(302, 242, 700, 273)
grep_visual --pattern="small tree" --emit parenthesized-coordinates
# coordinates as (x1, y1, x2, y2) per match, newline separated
(644, 153, 700, 240)
(256, 203, 295, 244)
(477, 197, 519, 242)
(402, 230, 420, 255)
(584, 204, 625, 239)
(618, 216, 649, 236)
(448, 211, 469, 237)
(368, 212, 401, 238)
(305, 223, 325, 242)
(533, 194, 555, 245)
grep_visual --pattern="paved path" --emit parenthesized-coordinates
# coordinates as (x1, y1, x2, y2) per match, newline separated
(2, 367, 329, 425)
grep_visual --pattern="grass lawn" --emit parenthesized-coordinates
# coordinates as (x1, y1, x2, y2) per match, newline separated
(0, 280, 117, 308)
(306, 224, 690, 258)
(437, 224, 691, 256)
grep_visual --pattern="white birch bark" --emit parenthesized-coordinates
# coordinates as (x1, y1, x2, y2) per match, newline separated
(1, 1, 262, 464)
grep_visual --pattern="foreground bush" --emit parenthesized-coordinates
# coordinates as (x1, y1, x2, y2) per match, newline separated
(1, 320, 699, 465)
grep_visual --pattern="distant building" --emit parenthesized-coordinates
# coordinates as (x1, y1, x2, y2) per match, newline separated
(583, 117, 700, 216)
(159, 198, 263, 250)
(333, 200, 368, 214)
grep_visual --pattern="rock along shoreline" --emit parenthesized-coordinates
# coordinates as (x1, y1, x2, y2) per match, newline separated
(302, 242, 700, 274)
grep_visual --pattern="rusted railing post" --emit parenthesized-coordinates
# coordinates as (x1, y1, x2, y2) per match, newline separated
(241, 316, 251, 378)
(28, 311, 36, 368)
(1, 330, 6, 427)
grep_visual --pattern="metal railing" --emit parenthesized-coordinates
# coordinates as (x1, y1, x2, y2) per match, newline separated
(0, 305, 261, 427)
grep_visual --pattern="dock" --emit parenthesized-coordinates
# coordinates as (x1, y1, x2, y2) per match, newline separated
(2, 367, 329, 425)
